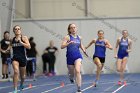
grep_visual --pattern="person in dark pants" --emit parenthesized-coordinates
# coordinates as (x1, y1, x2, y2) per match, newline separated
(26, 37, 38, 78)
(42, 40, 58, 76)
(42, 51, 50, 74)
(0, 31, 11, 79)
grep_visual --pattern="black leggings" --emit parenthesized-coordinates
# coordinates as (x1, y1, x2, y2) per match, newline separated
(26, 58, 36, 76)
(42, 54, 56, 73)
(49, 56, 56, 73)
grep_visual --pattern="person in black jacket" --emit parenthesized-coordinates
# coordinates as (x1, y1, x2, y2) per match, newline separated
(26, 37, 38, 78)
(0, 31, 11, 79)
(42, 40, 58, 76)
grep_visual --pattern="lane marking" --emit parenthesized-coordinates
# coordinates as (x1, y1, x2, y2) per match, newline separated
(41, 84, 73, 93)
(41, 86, 63, 93)
(103, 83, 118, 92)
(112, 84, 125, 93)
(8, 83, 62, 93)
(81, 84, 95, 91)
(81, 81, 115, 92)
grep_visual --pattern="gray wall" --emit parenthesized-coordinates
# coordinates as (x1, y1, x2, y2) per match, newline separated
(0, 0, 14, 32)
(0, 0, 14, 77)
(11, 18, 140, 75)
(15, 0, 140, 19)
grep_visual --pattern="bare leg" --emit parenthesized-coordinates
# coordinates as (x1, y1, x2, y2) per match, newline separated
(67, 65, 75, 83)
(12, 61, 19, 91)
(94, 57, 102, 81)
(116, 59, 123, 81)
(74, 58, 82, 91)
(121, 57, 127, 81)
(19, 66, 26, 90)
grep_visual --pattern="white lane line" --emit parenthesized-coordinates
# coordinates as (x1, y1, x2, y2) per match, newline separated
(9, 86, 37, 93)
(103, 83, 118, 92)
(112, 83, 131, 93)
(8, 82, 61, 93)
(81, 81, 115, 92)
(112, 84, 125, 93)
(81, 85, 95, 92)
(41, 83, 73, 93)
(41, 86, 63, 93)
(0, 86, 12, 89)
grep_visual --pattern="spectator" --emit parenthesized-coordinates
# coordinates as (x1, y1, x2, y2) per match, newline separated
(0, 31, 11, 79)
(42, 40, 58, 76)
(26, 37, 38, 79)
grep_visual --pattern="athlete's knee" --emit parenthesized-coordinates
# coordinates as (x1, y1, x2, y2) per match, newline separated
(121, 68, 126, 72)
(14, 69, 19, 75)
(21, 74, 26, 80)
(117, 68, 121, 72)
(75, 69, 81, 75)
(97, 64, 102, 70)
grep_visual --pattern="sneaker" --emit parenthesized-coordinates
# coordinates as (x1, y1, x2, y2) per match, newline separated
(2, 76, 5, 79)
(5, 74, 8, 79)
(13, 90, 18, 93)
(123, 81, 127, 86)
(76, 89, 82, 93)
(94, 80, 98, 87)
(47, 73, 53, 76)
(70, 79, 75, 84)
(2, 74, 5, 79)
(19, 84, 24, 91)
(51, 71, 56, 76)
(118, 81, 122, 85)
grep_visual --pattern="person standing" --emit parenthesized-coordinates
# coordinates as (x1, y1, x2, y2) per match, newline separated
(61, 23, 88, 93)
(114, 30, 132, 85)
(42, 40, 58, 76)
(86, 30, 113, 87)
(0, 31, 11, 79)
(26, 37, 38, 79)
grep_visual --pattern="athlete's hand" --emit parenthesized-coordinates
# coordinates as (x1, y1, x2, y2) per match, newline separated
(67, 41, 75, 45)
(126, 49, 131, 53)
(85, 46, 88, 49)
(114, 55, 117, 58)
(105, 45, 113, 50)
(84, 51, 89, 57)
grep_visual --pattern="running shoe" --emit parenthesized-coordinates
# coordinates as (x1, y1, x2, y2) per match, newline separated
(94, 80, 98, 87)
(13, 90, 18, 93)
(19, 84, 24, 91)
(70, 78, 75, 84)
(76, 89, 82, 93)
(123, 81, 127, 86)
(118, 81, 122, 85)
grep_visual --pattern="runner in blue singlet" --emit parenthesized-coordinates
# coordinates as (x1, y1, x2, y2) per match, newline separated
(61, 23, 88, 93)
(86, 30, 113, 87)
(115, 30, 132, 86)
(66, 34, 83, 65)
